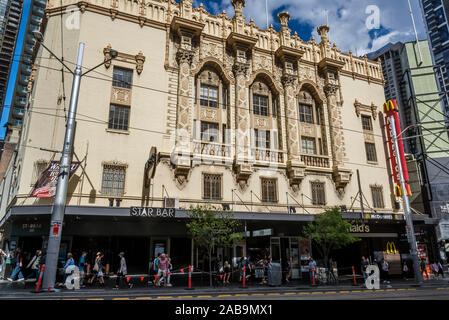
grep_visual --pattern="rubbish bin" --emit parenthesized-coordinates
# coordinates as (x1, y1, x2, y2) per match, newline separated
(267, 263, 281, 286)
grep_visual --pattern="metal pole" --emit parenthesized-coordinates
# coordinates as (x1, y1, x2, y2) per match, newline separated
(42, 43, 85, 290)
(407, 0, 423, 65)
(357, 169, 364, 215)
(286, 192, 290, 214)
(389, 115, 424, 285)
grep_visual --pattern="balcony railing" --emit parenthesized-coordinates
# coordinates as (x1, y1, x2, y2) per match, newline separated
(251, 148, 284, 163)
(193, 140, 232, 157)
(301, 154, 330, 168)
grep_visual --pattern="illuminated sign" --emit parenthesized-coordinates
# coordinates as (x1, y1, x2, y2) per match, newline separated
(383, 100, 412, 197)
(386, 241, 398, 254)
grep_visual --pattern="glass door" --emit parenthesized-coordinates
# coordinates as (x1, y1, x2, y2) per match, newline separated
(289, 237, 301, 279)
(270, 237, 281, 263)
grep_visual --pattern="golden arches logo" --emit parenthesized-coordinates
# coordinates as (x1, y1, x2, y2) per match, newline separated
(383, 100, 398, 113)
(386, 241, 397, 254)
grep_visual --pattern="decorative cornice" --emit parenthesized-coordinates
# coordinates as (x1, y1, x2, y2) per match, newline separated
(324, 84, 339, 96)
(176, 48, 195, 65)
(232, 62, 250, 77)
(354, 99, 378, 120)
(103, 45, 146, 74)
(281, 74, 297, 88)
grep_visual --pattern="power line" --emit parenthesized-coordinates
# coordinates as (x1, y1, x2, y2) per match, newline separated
(9, 57, 389, 139)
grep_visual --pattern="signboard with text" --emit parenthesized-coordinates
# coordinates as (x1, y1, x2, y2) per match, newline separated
(130, 207, 175, 218)
(31, 161, 80, 198)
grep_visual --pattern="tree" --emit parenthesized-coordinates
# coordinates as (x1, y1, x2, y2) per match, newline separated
(186, 205, 242, 287)
(303, 207, 360, 268)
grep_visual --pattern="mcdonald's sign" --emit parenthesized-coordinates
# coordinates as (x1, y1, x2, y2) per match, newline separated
(385, 241, 398, 255)
(383, 100, 412, 197)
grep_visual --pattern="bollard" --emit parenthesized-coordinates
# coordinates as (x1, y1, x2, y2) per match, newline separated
(35, 264, 45, 292)
(312, 266, 315, 286)
(242, 266, 246, 288)
(185, 265, 194, 290)
(352, 266, 357, 286)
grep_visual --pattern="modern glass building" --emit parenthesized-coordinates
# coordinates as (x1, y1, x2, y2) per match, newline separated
(0, 0, 45, 141)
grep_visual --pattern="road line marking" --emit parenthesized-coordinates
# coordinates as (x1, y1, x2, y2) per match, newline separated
(87, 298, 104, 300)
(135, 297, 152, 300)
(251, 293, 265, 296)
(352, 290, 361, 293)
(311, 292, 323, 294)
(235, 294, 249, 297)
(386, 289, 395, 292)
(63, 299, 80, 300)
(339, 291, 350, 293)
(375, 289, 385, 292)
(325, 291, 337, 294)
(112, 298, 130, 300)
(299, 292, 310, 295)
(177, 296, 193, 299)
(284, 292, 296, 295)
(157, 296, 173, 299)
(268, 293, 280, 296)
(218, 295, 232, 298)
(197, 295, 212, 298)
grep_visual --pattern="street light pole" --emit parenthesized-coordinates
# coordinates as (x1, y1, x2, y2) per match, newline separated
(388, 115, 424, 285)
(42, 42, 85, 290)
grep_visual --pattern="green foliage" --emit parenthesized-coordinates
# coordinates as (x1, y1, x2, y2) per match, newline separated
(303, 207, 360, 266)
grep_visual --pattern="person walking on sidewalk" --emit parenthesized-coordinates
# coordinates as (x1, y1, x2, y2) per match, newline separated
(308, 257, 317, 285)
(420, 259, 429, 280)
(361, 256, 369, 281)
(62, 253, 75, 286)
(156, 253, 169, 288)
(8, 248, 24, 282)
(0, 248, 7, 280)
(78, 252, 87, 287)
(152, 253, 160, 286)
(114, 252, 132, 289)
(437, 260, 445, 278)
(166, 256, 173, 287)
(381, 259, 390, 284)
(402, 260, 409, 280)
(223, 261, 231, 285)
(88, 252, 103, 286)
(25, 250, 42, 282)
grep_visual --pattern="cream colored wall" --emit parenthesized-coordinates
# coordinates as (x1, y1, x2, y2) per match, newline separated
(10, 10, 397, 216)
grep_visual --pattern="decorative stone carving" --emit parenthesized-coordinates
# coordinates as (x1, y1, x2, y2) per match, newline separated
(176, 48, 195, 65)
(232, 62, 249, 77)
(103, 44, 113, 69)
(111, 87, 131, 105)
(135, 51, 146, 75)
(354, 99, 378, 120)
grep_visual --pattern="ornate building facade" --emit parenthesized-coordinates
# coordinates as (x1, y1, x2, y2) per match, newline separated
(0, 0, 410, 275)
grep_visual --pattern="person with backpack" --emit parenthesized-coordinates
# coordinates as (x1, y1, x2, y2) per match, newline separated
(88, 252, 104, 287)
(62, 253, 75, 286)
(25, 250, 42, 282)
(152, 253, 160, 287)
(8, 248, 24, 282)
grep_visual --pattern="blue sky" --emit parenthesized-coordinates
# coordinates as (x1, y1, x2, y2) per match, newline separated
(193, 0, 427, 56)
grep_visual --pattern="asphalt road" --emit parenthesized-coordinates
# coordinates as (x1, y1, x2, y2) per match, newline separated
(2, 286, 449, 300)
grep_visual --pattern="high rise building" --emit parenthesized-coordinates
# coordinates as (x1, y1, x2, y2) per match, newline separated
(0, 0, 45, 142)
(419, 0, 449, 115)
(368, 40, 449, 260)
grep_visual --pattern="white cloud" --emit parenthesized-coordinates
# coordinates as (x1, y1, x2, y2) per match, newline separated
(203, 0, 427, 56)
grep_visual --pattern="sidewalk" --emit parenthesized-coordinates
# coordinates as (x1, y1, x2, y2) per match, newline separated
(0, 277, 448, 298)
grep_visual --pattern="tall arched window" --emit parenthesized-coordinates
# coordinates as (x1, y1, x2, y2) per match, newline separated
(193, 66, 230, 156)
(249, 77, 282, 162)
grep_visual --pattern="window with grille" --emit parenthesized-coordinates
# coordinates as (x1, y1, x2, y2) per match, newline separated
(302, 137, 316, 154)
(255, 129, 270, 149)
(299, 104, 313, 123)
(101, 165, 126, 196)
(365, 142, 378, 162)
(261, 178, 277, 203)
(112, 67, 132, 89)
(203, 174, 221, 200)
(200, 85, 218, 107)
(108, 104, 130, 131)
(200, 121, 219, 142)
(361, 115, 373, 131)
(31, 161, 49, 186)
(371, 186, 385, 208)
(311, 182, 325, 205)
(253, 94, 269, 116)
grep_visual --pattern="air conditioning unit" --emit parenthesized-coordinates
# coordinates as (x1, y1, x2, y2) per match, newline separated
(164, 197, 179, 209)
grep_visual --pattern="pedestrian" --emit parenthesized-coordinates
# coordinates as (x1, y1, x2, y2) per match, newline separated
(78, 252, 87, 287)
(25, 250, 42, 282)
(402, 260, 409, 280)
(97, 253, 105, 287)
(152, 253, 160, 286)
(437, 260, 445, 278)
(0, 248, 7, 279)
(8, 248, 24, 282)
(308, 257, 317, 285)
(420, 259, 429, 280)
(114, 252, 132, 289)
(62, 253, 75, 285)
(167, 256, 173, 287)
(156, 253, 169, 288)
(381, 259, 390, 284)
(88, 252, 102, 286)
(285, 256, 291, 283)
(361, 256, 369, 281)
(431, 262, 439, 278)
(223, 261, 231, 285)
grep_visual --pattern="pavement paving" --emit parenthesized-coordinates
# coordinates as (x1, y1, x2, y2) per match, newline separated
(0, 276, 448, 300)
